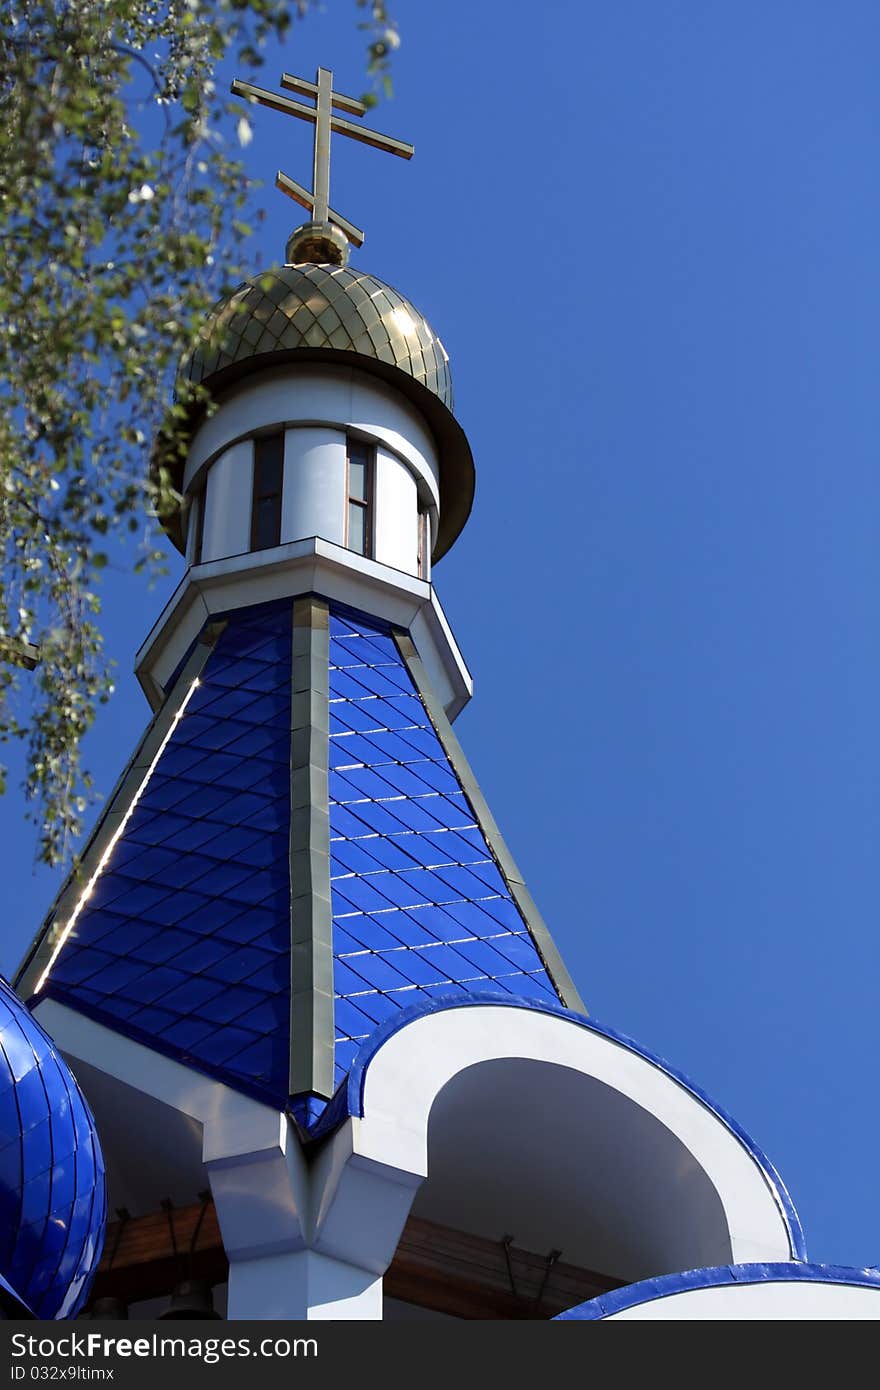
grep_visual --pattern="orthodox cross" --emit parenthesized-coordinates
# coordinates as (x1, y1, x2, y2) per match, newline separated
(231, 67, 414, 249)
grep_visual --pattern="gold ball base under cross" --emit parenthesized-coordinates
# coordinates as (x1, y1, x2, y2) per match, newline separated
(286, 220, 350, 267)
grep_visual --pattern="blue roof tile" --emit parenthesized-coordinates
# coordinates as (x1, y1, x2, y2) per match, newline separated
(327, 608, 562, 1088)
(41, 604, 296, 1106)
(36, 598, 568, 1116)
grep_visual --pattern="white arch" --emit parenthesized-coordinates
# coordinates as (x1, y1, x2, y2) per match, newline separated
(317, 1001, 799, 1281)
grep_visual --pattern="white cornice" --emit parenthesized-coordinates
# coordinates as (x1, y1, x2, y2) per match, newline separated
(134, 536, 473, 720)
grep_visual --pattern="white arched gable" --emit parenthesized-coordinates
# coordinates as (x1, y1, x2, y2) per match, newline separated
(316, 998, 801, 1286)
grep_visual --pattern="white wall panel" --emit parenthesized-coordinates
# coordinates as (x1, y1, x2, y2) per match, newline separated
(202, 439, 253, 562)
(374, 447, 418, 574)
(184, 365, 440, 509)
(282, 428, 346, 547)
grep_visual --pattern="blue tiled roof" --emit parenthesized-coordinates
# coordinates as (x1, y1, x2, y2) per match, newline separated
(328, 610, 559, 1086)
(35, 597, 565, 1113)
(42, 603, 294, 1107)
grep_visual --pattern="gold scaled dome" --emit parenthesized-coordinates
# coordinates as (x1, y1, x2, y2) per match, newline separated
(185, 262, 454, 409)
(169, 262, 474, 562)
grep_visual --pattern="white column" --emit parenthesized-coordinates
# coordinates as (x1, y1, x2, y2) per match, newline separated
(227, 1251, 383, 1320)
(185, 494, 199, 564)
(282, 427, 346, 546)
(207, 1112, 421, 1322)
(218, 1115, 425, 1320)
(202, 439, 253, 561)
(373, 447, 418, 574)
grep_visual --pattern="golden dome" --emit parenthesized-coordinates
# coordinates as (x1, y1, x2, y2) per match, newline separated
(162, 262, 474, 562)
(185, 262, 454, 411)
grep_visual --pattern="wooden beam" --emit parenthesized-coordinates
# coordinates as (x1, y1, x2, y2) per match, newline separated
(386, 1216, 621, 1319)
(87, 1203, 622, 1318)
(89, 1203, 227, 1306)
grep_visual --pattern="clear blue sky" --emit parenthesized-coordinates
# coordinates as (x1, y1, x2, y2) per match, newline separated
(4, 1, 880, 1270)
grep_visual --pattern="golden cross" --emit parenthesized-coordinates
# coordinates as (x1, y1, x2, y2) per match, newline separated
(231, 67, 414, 249)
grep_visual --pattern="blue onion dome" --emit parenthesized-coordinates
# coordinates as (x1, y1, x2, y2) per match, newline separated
(0, 979, 106, 1318)
(157, 262, 475, 563)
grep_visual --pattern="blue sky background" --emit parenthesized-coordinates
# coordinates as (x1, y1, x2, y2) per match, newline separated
(3, 1, 880, 1270)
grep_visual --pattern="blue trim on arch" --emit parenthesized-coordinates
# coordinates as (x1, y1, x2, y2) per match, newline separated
(554, 1262, 880, 1319)
(310, 990, 806, 1262)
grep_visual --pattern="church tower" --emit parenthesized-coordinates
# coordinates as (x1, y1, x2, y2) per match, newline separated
(12, 69, 880, 1321)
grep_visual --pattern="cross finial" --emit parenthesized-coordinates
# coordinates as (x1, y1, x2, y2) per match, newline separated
(231, 67, 414, 264)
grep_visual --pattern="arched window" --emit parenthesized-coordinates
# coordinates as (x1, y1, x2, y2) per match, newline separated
(251, 432, 284, 551)
(417, 509, 430, 579)
(346, 436, 374, 557)
(190, 490, 205, 566)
